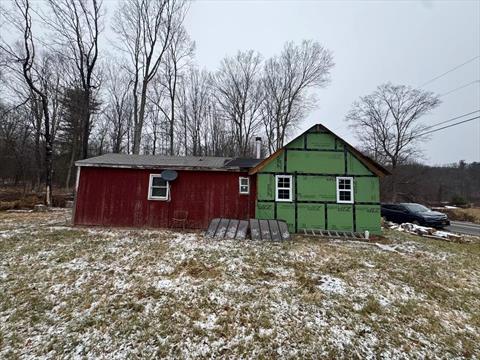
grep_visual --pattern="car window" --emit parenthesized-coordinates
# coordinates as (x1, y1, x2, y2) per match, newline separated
(403, 204, 430, 213)
(386, 205, 402, 211)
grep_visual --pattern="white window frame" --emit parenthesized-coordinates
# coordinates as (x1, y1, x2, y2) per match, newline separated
(336, 177, 354, 204)
(239, 177, 250, 195)
(275, 175, 293, 202)
(148, 174, 170, 201)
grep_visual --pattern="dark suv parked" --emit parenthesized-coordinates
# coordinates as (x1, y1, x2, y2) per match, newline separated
(381, 203, 450, 228)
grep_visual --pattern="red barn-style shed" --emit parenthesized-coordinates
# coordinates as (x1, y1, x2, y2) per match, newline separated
(73, 154, 259, 229)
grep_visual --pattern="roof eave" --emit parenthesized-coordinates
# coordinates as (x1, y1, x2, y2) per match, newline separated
(75, 162, 249, 172)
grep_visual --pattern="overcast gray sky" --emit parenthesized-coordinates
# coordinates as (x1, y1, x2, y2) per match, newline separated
(172, 0, 479, 165)
(6, 0, 479, 164)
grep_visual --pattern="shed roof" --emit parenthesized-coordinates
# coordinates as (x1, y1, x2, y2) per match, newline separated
(75, 153, 261, 171)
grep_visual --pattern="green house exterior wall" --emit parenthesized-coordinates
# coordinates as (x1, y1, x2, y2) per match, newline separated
(255, 130, 382, 234)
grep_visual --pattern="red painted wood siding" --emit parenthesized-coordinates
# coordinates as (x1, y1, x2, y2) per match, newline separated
(74, 167, 257, 229)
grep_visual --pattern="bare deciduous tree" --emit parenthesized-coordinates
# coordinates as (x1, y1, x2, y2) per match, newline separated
(103, 64, 132, 154)
(45, 0, 103, 160)
(159, 25, 194, 155)
(0, 0, 61, 205)
(346, 83, 441, 200)
(262, 40, 334, 153)
(177, 68, 212, 156)
(213, 50, 264, 157)
(113, 0, 186, 154)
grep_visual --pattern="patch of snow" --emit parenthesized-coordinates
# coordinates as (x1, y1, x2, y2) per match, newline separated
(114, 278, 131, 291)
(374, 243, 400, 252)
(156, 279, 173, 289)
(258, 328, 274, 337)
(378, 295, 391, 307)
(194, 314, 218, 330)
(318, 275, 346, 295)
(63, 258, 89, 271)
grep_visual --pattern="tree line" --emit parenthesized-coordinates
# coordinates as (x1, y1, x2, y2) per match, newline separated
(381, 161, 480, 206)
(0, 0, 334, 205)
(2, 0, 465, 206)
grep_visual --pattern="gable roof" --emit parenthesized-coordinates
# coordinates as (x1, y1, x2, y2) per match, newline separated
(76, 153, 262, 171)
(248, 124, 390, 177)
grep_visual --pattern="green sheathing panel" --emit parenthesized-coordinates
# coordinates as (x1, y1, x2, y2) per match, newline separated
(297, 204, 325, 230)
(306, 132, 336, 150)
(287, 151, 344, 174)
(262, 153, 284, 172)
(277, 202, 295, 232)
(354, 177, 379, 202)
(257, 174, 275, 201)
(355, 205, 381, 234)
(347, 152, 371, 175)
(327, 204, 353, 231)
(255, 128, 382, 234)
(286, 136, 304, 149)
(256, 202, 274, 220)
(297, 176, 336, 201)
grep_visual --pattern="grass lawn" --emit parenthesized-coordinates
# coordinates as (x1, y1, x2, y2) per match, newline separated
(1, 210, 479, 358)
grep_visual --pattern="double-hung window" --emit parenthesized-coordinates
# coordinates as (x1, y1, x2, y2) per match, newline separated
(148, 174, 169, 200)
(336, 177, 353, 204)
(276, 175, 292, 202)
(239, 177, 250, 194)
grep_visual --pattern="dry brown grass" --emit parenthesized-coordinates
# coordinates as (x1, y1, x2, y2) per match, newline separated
(0, 186, 72, 210)
(0, 210, 479, 358)
(443, 207, 480, 224)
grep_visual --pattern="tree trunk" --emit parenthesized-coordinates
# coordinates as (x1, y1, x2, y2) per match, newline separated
(81, 90, 91, 159)
(34, 129, 42, 191)
(390, 164, 398, 202)
(45, 135, 53, 207)
(132, 83, 148, 154)
(65, 139, 77, 190)
(169, 103, 174, 156)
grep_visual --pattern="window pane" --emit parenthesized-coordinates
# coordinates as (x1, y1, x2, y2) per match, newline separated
(277, 177, 290, 188)
(240, 185, 249, 193)
(278, 189, 290, 199)
(152, 187, 167, 198)
(340, 191, 351, 201)
(240, 178, 249, 186)
(152, 177, 166, 187)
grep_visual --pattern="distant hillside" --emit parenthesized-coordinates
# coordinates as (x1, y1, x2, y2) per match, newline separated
(381, 161, 480, 206)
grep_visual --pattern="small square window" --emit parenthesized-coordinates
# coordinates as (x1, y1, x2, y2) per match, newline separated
(336, 177, 353, 204)
(276, 175, 292, 202)
(148, 174, 169, 200)
(239, 177, 250, 194)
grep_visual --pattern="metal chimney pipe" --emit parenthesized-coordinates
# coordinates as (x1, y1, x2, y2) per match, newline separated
(255, 137, 262, 159)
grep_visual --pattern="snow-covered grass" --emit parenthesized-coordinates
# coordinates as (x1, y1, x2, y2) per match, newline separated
(0, 210, 479, 358)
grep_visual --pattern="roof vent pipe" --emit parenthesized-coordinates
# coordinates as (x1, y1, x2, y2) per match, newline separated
(255, 137, 262, 159)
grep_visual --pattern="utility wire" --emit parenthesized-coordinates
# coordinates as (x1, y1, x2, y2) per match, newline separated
(419, 116, 480, 136)
(440, 80, 480, 97)
(423, 110, 480, 131)
(418, 55, 480, 88)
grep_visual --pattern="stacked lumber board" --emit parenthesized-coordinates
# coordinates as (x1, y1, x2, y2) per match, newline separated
(205, 218, 290, 241)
